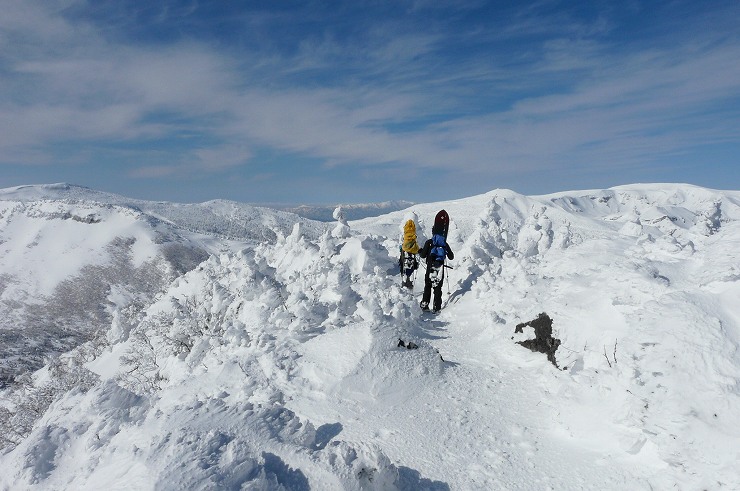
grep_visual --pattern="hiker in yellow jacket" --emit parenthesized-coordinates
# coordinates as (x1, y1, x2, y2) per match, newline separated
(399, 212, 420, 289)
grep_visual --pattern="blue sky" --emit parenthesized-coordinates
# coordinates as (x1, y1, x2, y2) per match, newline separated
(1, 0, 738, 204)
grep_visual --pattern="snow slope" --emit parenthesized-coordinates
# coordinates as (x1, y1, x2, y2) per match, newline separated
(0, 184, 328, 387)
(1, 184, 739, 490)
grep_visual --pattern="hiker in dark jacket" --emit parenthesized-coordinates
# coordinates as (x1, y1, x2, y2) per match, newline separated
(419, 210, 454, 312)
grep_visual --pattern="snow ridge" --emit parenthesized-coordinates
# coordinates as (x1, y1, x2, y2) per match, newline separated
(1, 184, 739, 490)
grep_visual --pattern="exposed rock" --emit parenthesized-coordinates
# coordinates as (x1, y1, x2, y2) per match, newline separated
(515, 313, 560, 368)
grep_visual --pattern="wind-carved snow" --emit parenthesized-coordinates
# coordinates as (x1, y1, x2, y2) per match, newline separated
(0, 186, 333, 389)
(1, 183, 740, 490)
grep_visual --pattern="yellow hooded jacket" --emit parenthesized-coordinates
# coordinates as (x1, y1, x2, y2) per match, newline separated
(402, 219, 420, 254)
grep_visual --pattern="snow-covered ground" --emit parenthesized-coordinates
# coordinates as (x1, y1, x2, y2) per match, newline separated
(0, 184, 329, 388)
(1, 183, 739, 490)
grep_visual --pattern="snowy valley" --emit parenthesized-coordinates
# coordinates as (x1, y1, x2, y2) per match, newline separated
(1, 183, 739, 490)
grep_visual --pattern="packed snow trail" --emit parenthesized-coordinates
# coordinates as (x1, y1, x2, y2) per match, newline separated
(288, 253, 656, 489)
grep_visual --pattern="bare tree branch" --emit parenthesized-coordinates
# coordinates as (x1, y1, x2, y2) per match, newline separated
(603, 345, 612, 368)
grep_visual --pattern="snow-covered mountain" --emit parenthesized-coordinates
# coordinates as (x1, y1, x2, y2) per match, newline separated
(1, 183, 330, 241)
(1, 183, 739, 490)
(0, 184, 330, 388)
(275, 201, 415, 222)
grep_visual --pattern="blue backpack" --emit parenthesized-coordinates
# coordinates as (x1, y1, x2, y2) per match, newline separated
(429, 233, 447, 267)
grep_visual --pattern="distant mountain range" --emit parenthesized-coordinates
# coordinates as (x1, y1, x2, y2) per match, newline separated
(1, 183, 414, 223)
(270, 201, 415, 222)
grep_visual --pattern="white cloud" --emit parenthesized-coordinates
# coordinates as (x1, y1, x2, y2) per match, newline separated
(0, 0, 83, 49)
(129, 164, 180, 179)
(193, 144, 253, 171)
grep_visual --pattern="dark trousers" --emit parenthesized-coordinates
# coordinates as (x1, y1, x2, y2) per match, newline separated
(400, 252, 418, 279)
(422, 266, 444, 310)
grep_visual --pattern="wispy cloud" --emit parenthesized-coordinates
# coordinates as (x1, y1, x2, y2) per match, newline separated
(0, 0, 738, 201)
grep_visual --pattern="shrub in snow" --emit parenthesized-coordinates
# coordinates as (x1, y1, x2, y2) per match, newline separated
(117, 329, 163, 395)
(332, 206, 351, 238)
(1, 235, 184, 388)
(517, 207, 553, 257)
(0, 352, 99, 450)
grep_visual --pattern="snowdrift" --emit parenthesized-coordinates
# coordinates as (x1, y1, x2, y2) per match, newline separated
(1, 183, 739, 490)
